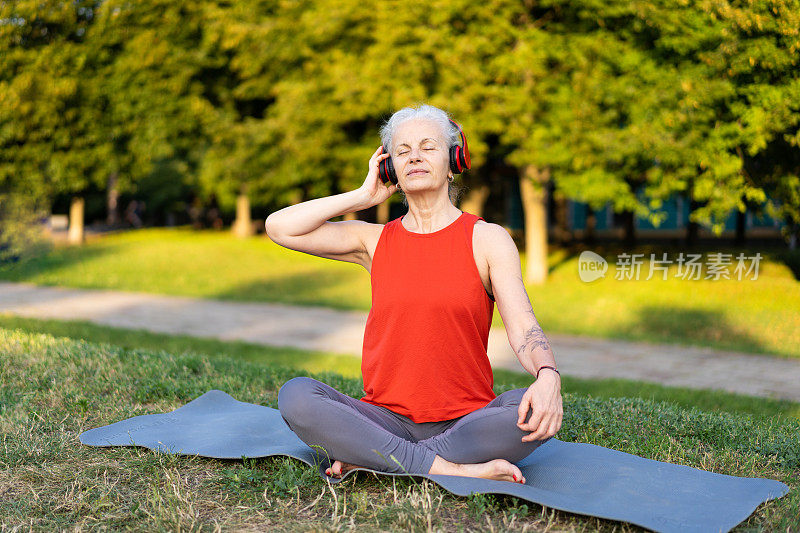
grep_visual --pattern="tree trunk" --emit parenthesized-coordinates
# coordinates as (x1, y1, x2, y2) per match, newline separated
(106, 172, 119, 226)
(622, 210, 636, 248)
(584, 205, 596, 245)
(233, 191, 253, 238)
(343, 212, 357, 221)
(553, 193, 571, 244)
(735, 210, 747, 246)
(686, 196, 699, 247)
(519, 166, 549, 284)
(460, 183, 491, 217)
(68, 196, 85, 245)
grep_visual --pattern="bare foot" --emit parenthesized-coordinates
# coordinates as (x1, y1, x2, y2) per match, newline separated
(325, 460, 362, 478)
(430, 456, 526, 484)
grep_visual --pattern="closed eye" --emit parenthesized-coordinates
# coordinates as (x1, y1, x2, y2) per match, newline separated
(398, 147, 436, 155)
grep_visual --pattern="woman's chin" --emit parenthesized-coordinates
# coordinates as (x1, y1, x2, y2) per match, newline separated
(403, 175, 438, 187)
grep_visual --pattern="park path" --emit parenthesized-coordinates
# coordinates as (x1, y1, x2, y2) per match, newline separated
(1, 280, 799, 403)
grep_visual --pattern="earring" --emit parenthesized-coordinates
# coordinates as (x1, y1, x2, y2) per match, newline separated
(448, 176, 454, 182)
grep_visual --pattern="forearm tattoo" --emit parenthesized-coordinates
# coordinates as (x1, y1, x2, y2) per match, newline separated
(517, 309, 551, 354)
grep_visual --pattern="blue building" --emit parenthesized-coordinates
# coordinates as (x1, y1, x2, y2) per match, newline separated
(499, 174, 785, 241)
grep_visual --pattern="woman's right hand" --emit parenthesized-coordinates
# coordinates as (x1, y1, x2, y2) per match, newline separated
(358, 145, 398, 207)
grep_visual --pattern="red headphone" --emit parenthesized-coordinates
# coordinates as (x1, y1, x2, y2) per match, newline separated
(379, 118, 471, 185)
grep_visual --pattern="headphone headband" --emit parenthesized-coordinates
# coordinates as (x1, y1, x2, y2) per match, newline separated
(448, 118, 471, 170)
(379, 116, 472, 185)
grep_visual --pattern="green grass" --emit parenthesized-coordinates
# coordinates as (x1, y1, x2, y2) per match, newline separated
(1, 227, 799, 358)
(2, 313, 799, 425)
(1, 327, 798, 531)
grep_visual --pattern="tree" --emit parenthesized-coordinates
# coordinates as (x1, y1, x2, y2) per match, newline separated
(624, 0, 799, 241)
(1, 0, 218, 242)
(0, 0, 104, 243)
(87, 0, 218, 229)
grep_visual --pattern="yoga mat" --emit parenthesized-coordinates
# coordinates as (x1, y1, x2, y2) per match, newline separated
(80, 390, 789, 533)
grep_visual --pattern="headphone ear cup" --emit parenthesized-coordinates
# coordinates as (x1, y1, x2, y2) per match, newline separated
(449, 145, 460, 174)
(380, 155, 397, 185)
(379, 158, 388, 183)
(447, 118, 471, 173)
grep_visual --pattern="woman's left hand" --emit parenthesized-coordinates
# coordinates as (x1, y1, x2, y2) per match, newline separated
(516, 371, 563, 441)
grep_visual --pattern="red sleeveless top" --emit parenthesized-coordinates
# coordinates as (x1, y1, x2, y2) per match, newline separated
(359, 210, 496, 423)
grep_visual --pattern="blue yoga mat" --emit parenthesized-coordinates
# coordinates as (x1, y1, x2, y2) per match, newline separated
(79, 390, 789, 533)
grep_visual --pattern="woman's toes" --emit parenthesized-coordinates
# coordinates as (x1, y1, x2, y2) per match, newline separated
(326, 461, 343, 477)
(502, 462, 525, 484)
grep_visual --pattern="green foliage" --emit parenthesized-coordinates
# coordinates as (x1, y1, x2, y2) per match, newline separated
(1, 0, 798, 238)
(0, 193, 52, 264)
(217, 456, 317, 499)
(467, 492, 502, 520)
(0, 0, 102, 200)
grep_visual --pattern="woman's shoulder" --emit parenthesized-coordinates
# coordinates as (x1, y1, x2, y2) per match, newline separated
(471, 217, 506, 238)
(472, 219, 519, 259)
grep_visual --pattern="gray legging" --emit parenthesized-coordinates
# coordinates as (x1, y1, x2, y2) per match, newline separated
(277, 376, 553, 475)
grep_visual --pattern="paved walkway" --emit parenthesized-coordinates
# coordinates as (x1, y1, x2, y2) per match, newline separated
(2, 281, 799, 402)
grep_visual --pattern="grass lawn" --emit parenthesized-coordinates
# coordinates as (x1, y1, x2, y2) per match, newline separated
(2, 314, 799, 424)
(1, 227, 799, 358)
(1, 327, 798, 531)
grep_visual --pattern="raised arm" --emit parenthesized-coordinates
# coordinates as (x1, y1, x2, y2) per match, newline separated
(264, 146, 398, 267)
(265, 189, 374, 266)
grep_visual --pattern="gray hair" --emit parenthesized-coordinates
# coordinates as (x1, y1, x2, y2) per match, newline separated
(379, 103, 467, 207)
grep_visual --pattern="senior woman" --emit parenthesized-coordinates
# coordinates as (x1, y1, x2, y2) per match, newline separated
(265, 104, 562, 484)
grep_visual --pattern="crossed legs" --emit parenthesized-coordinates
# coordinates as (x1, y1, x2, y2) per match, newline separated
(277, 376, 553, 480)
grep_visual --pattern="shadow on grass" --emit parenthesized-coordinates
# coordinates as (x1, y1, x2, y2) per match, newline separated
(213, 270, 370, 311)
(774, 249, 800, 281)
(610, 305, 771, 356)
(546, 249, 580, 275)
(0, 314, 364, 379)
(0, 241, 116, 282)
